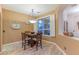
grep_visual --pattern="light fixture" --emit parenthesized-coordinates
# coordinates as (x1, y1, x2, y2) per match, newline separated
(29, 20, 37, 23)
(29, 9, 37, 24)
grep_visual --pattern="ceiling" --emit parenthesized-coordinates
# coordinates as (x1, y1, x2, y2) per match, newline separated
(67, 5, 79, 14)
(2, 4, 59, 16)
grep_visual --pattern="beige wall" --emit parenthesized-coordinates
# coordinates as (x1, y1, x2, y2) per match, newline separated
(2, 9, 34, 44)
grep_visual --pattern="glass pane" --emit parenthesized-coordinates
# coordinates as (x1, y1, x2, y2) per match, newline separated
(44, 30, 50, 35)
(43, 17, 50, 24)
(43, 17, 50, 29)
(38, 24, 43, 29)
(38, 30, 43, 33)
(38, 20, 44, 30)
(44, 24, 50, 29)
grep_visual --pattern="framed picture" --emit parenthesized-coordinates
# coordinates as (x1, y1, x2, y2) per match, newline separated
(11, 23, 21, 30)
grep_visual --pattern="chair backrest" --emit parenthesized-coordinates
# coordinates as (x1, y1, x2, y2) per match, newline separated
(21, 32, 26, 40)
(36, 32, 42, 40)
(31, 32, 35, 34)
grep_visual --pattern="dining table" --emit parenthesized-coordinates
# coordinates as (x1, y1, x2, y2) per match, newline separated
(22, 31, 43, 50)
(25, 33, 37, 47)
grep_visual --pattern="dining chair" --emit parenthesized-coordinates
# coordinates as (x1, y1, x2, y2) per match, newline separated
(31, 32, 35, 34)
(36, 32, 42, 50)
(21, 32, 29, 50)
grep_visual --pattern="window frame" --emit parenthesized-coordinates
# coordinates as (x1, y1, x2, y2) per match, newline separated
(37, 16, 50, 36)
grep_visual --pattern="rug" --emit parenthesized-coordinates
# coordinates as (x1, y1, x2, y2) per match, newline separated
(0, 40, 64, 55)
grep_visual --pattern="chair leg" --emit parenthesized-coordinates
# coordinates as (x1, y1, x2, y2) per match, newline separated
(24, 40, 26, 50)
(22, 41, 24, 48)
(24, 44, 26, 50)
(36, 42, 38, 51)
(40, 40, 42, 48)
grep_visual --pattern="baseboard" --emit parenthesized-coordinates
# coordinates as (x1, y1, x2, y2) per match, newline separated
(43, 40, 66, 55)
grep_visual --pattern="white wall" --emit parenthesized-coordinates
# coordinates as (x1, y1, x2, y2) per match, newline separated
(68, 13, 79, 32)
(67, 13, 79, 37)
(58, 11, 64, 34)
(58, 5, 74, 34)
(58, 6, 68, 34)
(62, 5, 79, 32)
(62, 5, 79, 37)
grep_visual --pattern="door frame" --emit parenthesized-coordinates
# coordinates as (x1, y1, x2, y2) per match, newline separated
(0, 5, 3, 52)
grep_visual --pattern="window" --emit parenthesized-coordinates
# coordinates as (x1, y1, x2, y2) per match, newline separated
(37, 16, 50, 36)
